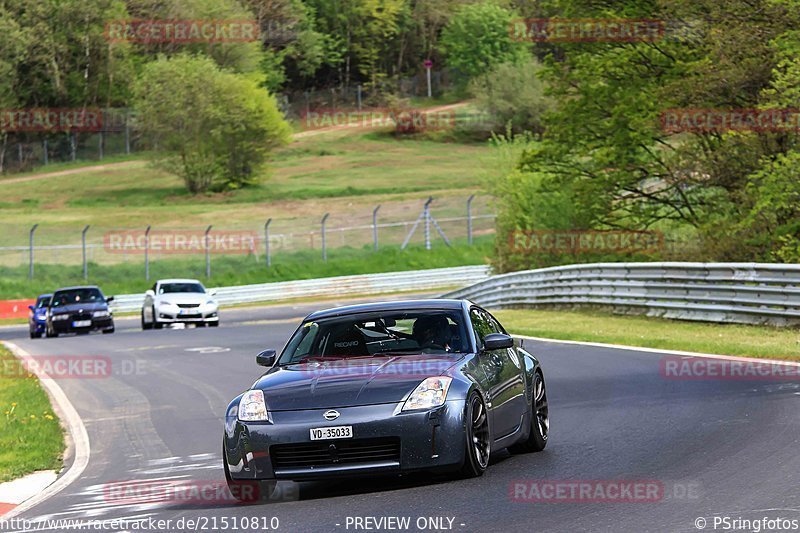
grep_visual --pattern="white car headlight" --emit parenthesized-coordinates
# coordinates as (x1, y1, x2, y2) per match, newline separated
(93, 310, 109, 318)
(159, 301, 175, 307)
(238, 390, 270, 421)
(205, 299, 217, 306)
(402, 377, 452, 411)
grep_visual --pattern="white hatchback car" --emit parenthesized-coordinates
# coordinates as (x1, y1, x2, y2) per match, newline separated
(141, 279, 219, 330)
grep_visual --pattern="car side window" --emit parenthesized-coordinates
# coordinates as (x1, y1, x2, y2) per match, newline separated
(483, 309, 507, 335)
(470, 308, 493, 350)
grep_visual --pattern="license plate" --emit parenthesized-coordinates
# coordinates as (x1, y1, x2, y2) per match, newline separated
(73, 320, 91, 327)
(310, 426, 353, 440)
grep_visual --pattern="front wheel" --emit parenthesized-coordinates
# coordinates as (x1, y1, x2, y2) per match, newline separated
(458, 391, 490, 478)
(509, 371, 549, 453)
(142, 309, 152, 330)
(223, 450, 276, 502)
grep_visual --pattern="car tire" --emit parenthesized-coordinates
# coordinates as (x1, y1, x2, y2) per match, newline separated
(102, 328, 115, 334)
(45, 327, 58, 338)
(458, 390, 490, 478)
(142, 309, 152, 330)
(152, 307, 163, 329)
(209, 321, 219, 328)
(30, 330, 40, 339)
(509, 371, 548, 454)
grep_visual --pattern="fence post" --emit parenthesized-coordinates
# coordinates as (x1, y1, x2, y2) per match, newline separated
(98, 131, 104, 160)
(321, 213, 330, 262)
(28, 224, 38, 280)
(70, 133, 76, 161)
(424, 197, 433, 250)
(82, 225, 90, 280)
(372, 205, 381, 251)
(43, 140, 48, 165)
(17, 143, 22, 165)
(144, 225, 151, 281)
(205, 225, 213, 278)
(264, 218, 272, 268)
(357, 85, 362, 111)
(467, 194, 475, 245)
(124, 111, 131, 154)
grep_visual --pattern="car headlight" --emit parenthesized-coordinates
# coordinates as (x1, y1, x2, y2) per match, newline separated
(402, 377, 452, 411)
(205, 299, 216, 306)
(93, 310, 109, 318)
(160, 301, 175, 307)
(35, 314, 46, 321)
(52, 313, 70, 321)
(238, 390, 270, 422)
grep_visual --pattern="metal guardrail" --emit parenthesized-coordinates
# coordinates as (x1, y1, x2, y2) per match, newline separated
(444, 262, 800, 326)
(110, 265, 492, 313)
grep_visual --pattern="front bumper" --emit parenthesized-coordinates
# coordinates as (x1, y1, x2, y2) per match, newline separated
(157, 308, 218, 323)
(51, 316, 114, 333)
(224, 401, 466, 481)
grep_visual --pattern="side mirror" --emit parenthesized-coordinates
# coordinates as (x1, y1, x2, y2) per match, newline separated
(256, 349, 277, 367)
(28, 305, 35, 311)
(106, 296, 115, 303)
(484, 333, 514, 351)
(145, 290, 155, 297)
(208, 289, 217, 296)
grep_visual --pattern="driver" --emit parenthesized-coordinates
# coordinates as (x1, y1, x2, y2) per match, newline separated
(412, 315, 452, 352)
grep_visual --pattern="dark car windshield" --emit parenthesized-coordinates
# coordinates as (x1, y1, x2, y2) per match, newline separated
(51, 288, 104, 307)
(278, 310, 469, 365)
(159, 282, 205, 294)
(36, 296, 51, 308)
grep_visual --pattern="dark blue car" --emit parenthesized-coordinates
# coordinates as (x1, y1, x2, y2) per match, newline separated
(28, 293, 52, 339)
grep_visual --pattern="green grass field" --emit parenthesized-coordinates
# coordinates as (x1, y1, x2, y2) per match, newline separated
(495, 308, 800, 361)
(0, 345, 64, 482)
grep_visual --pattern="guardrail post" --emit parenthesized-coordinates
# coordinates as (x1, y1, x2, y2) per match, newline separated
(467, 194, 475, 245)
(124, 112, 131, 154)
(264, 218, 272, 268)
(144, 225, 151, 281)
(205, 225, 213, 278)
(321, 213, 330, 262)
(372, 205, 381, 251)
(82, 225, 90, 280)
(43, 140, 48, 165)
(98, 131, 104, 160)
(28, 224, 38, 280)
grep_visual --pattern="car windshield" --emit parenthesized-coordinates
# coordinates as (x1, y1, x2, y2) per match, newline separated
(36, 296, 51, 308)
(278, 310, 469, 364)
(51, 289, 104, 307)
(159, 282, 205, 294)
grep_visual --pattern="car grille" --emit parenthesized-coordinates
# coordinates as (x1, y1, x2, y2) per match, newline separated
(177, 303, 200, 308)
(71, 312, 93, 321)
(270, 438, 401, 469)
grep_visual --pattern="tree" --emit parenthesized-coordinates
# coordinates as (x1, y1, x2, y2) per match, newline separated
(133, 54, 291, 193)
(439, 1, 528, 84)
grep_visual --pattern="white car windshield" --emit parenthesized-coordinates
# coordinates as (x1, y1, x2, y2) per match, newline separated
(159, 283, 205, 294)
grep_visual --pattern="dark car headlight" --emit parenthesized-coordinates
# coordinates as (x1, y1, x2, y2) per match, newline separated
(52, 314, 70, 321)
(402, 377, 452, 411)
(93, 310, 110, 318)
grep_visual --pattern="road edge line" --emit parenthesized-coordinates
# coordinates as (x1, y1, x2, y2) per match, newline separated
(1, 341, 91, 519)
(515, 334, 800, 367)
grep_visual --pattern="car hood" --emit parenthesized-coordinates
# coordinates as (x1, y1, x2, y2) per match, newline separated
(252, 354, 463, 411)
(51, 302, 107, 313)
(156, 293, 209, 304)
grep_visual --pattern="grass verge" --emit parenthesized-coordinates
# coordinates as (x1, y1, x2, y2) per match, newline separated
(0, 344, 64, 482)
(494, 308, 800, 361)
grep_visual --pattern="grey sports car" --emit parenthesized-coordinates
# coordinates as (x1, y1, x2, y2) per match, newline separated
(223, 299, 549, 500)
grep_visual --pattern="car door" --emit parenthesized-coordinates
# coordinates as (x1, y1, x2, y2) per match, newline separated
(470, 307, 526, 439)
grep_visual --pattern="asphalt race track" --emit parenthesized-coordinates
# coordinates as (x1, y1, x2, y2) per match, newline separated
(1, 297, 799, 533)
